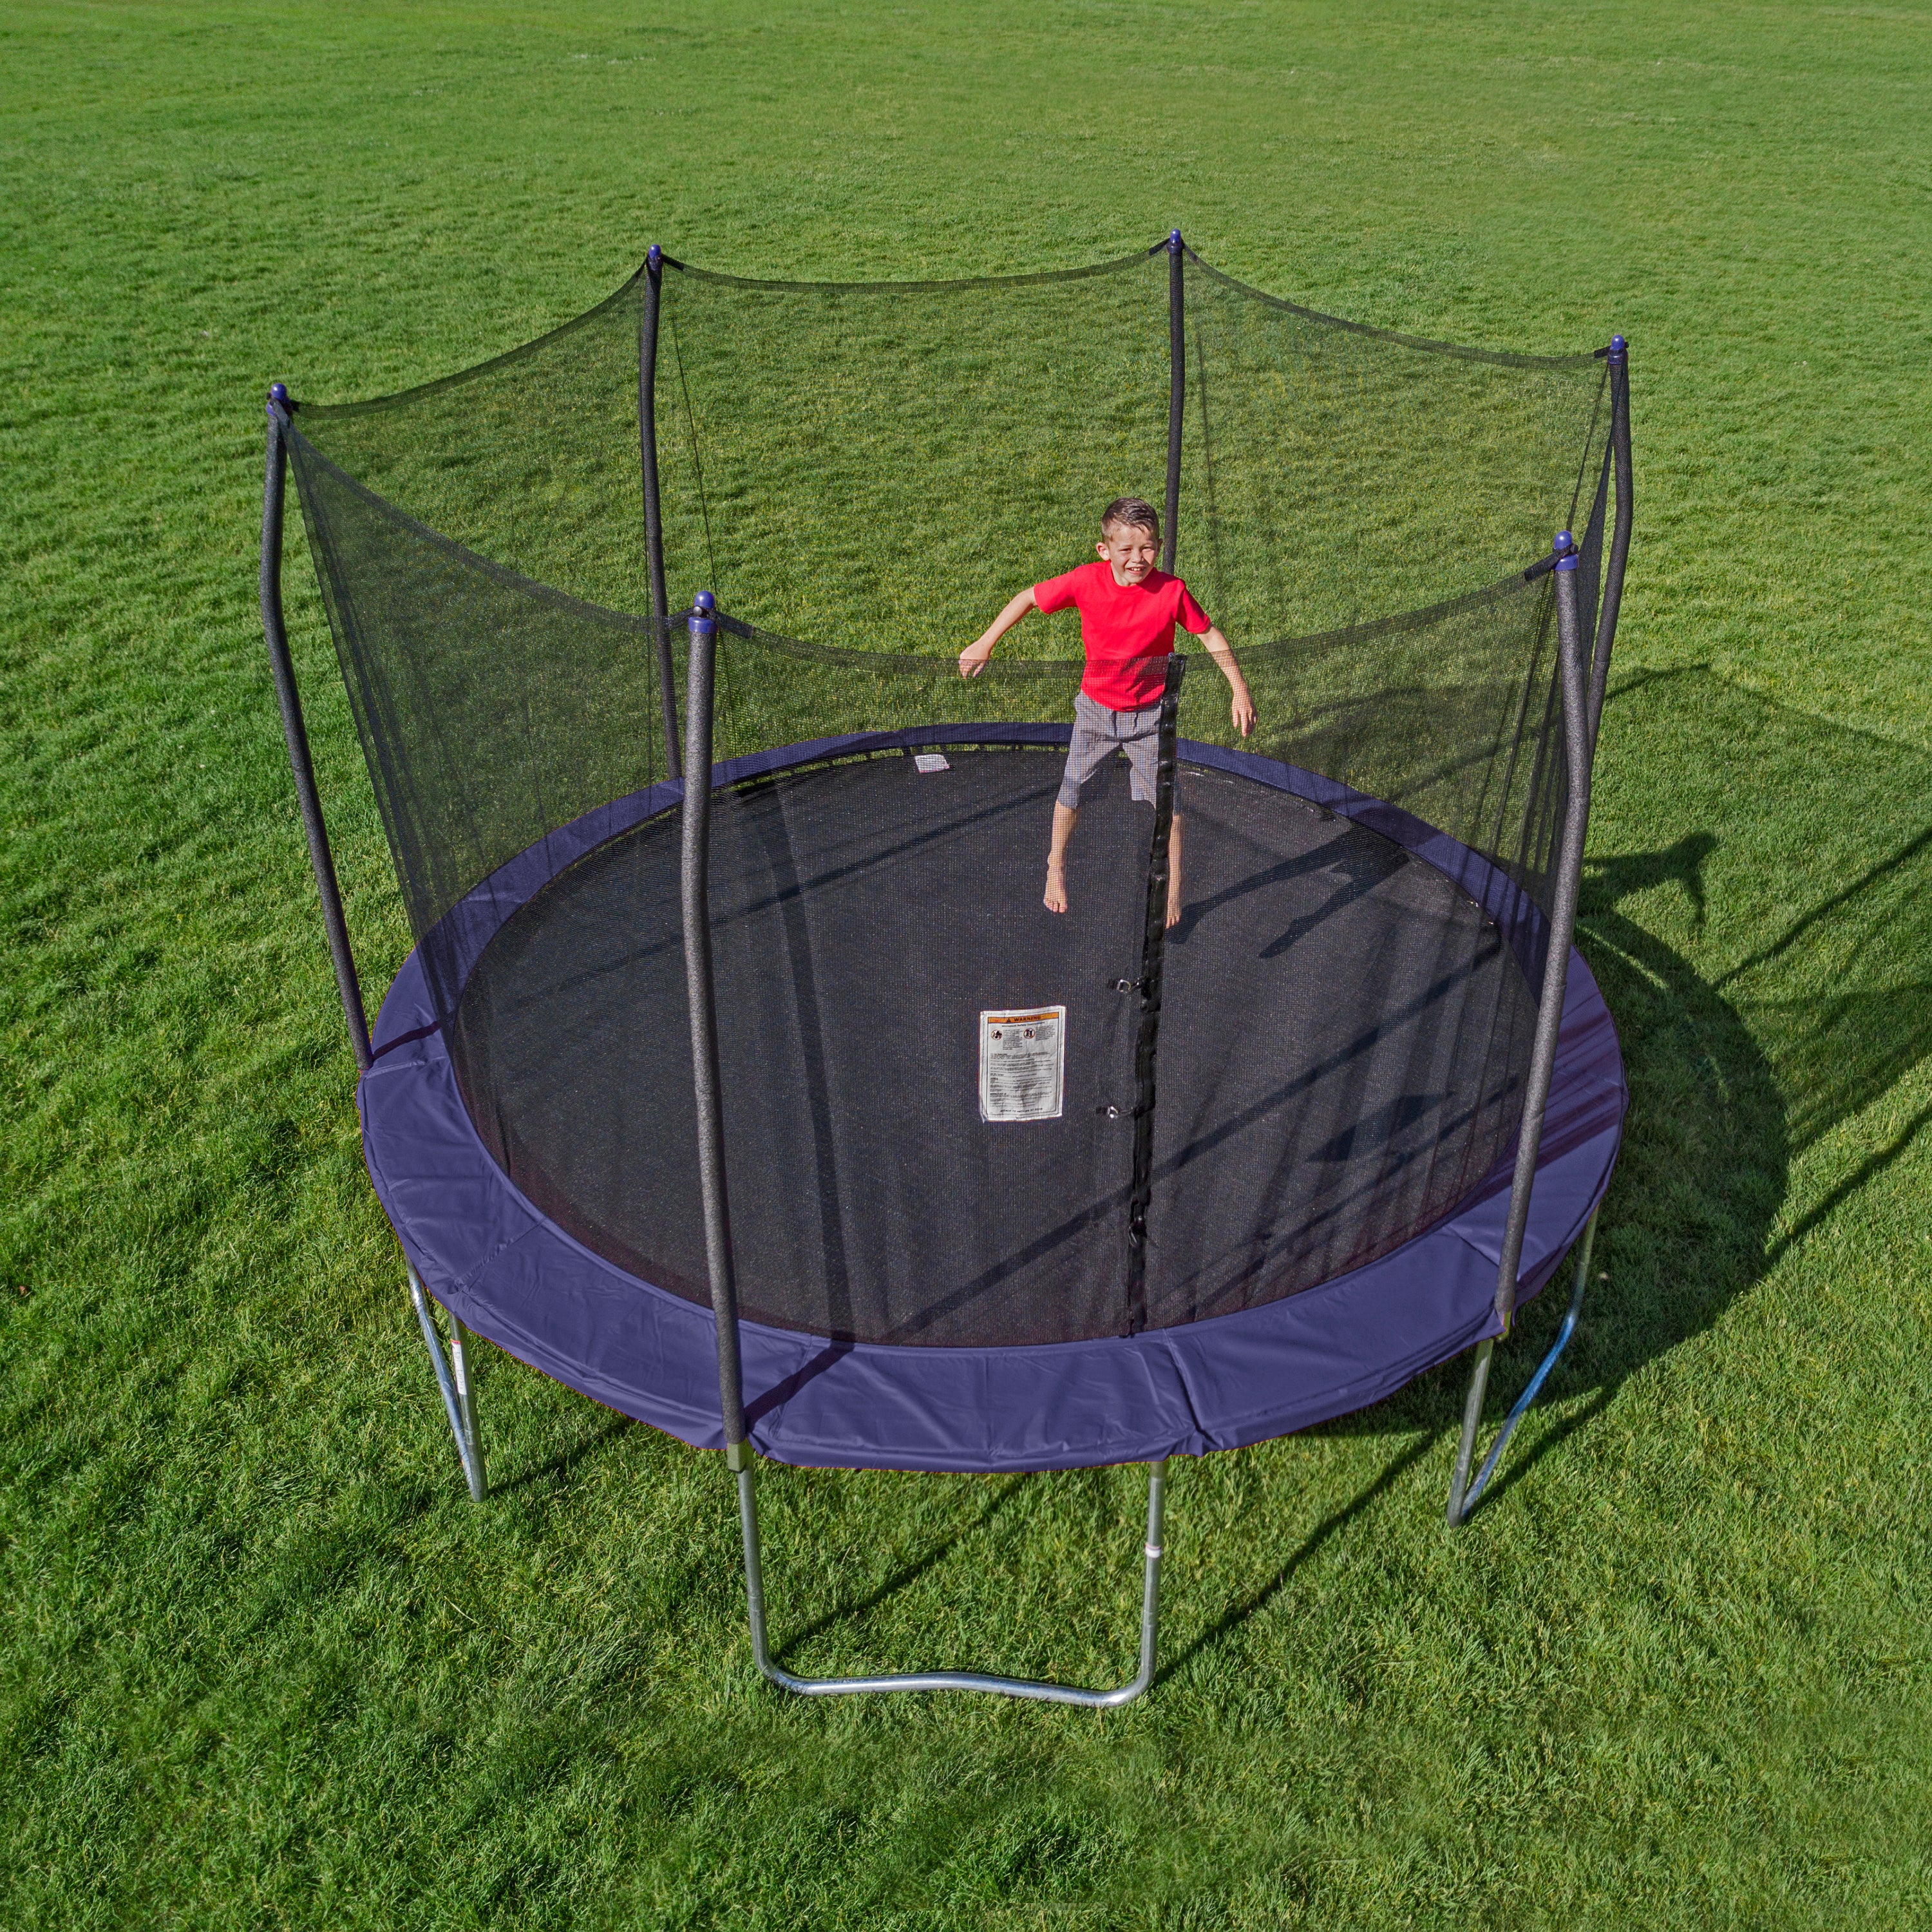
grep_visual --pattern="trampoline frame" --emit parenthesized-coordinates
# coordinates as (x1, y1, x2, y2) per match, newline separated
(255, 245, 1634, 1705)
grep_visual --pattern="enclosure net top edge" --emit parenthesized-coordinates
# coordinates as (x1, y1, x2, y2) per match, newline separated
(288, 265, 646, 421)
(283, 247, 1156, 421)
(666, 243, 1159, 298)
(283, 238, 1608, 419)
(1182, 247, 1606, 372)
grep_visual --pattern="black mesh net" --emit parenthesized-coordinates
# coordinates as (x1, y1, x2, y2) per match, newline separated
(287, 241, 1610, 1349)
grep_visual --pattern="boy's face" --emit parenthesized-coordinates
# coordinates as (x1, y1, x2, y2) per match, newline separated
(1097, 518, 1160, 586)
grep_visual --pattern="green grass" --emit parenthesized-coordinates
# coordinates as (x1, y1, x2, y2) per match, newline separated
(4, 1, 1930, 1924)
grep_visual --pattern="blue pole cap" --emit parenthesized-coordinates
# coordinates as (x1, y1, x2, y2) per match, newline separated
(648, 243, 662, 269)
(269, 382, 288, 403)
(1608, 333, 1627, 364)
(1553, 529, 1578, 571)
(1168, 229, 1183, 252)
(690, 589, 717, 634)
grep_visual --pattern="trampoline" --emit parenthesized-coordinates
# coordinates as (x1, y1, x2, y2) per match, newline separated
(260, 234, 1633, 1705)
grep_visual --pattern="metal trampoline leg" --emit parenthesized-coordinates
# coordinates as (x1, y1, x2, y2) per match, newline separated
(408, 1266, 487, 1502)
(733, 1454, 1168, 1707)
(1446, 1340, 1496, 1526)
(1446, 1208, 1598, 1526)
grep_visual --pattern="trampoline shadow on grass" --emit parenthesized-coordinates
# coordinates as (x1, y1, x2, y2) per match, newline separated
(1293, 667, 1932, 1522)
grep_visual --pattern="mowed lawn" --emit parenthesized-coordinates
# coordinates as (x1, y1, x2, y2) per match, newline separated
(3, 2, 1930, 1926)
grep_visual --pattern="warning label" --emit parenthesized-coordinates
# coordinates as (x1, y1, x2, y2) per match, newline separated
(979, 1007, 1066, 1123)
(913, 752, 951, 773)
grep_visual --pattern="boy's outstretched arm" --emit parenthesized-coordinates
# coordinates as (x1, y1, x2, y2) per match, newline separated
(1200, 625, 1257, 736)
(960, 587, 1037, 677)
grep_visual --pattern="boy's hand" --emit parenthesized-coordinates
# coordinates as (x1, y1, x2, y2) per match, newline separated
(1201, 627, 1255, 737)
(959, 639, 994, 679)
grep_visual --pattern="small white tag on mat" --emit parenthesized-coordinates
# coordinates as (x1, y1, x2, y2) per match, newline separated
(914, 753, 951, 773)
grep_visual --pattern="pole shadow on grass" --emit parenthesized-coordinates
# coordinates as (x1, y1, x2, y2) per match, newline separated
(767, 1473, 1034, 1667)
(1156, 1432, 1440, 1686)
(488, 1415, 633, 1498)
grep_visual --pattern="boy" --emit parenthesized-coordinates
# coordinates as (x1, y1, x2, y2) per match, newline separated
(959, 497, 1255, 925)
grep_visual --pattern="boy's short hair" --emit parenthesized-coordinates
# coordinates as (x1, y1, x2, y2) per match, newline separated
(1100, 496, 1161, 540)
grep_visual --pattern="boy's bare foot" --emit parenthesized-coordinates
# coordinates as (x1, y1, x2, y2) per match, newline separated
(1045, 863, 1068, 915)
(1166, 894, 1182, 929)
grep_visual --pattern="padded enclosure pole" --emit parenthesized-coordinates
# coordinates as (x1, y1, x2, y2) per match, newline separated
(1163, 230, 1184, 574)
(1586, 337, 1633, 756)
(679, 592, 749, 1463)
(1448, 531, 1596, 1526)
(1124, 652, 1187, 1335)
(260, 386, 372, 1072)
(639, 245, 682, 781)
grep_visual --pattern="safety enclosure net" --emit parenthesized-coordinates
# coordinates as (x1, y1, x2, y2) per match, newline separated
(286, 240, 1612, 1349)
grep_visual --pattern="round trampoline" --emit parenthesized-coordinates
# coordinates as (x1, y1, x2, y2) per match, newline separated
(262, 234, 1633, 1703)
(363, 726, 1624, 1470)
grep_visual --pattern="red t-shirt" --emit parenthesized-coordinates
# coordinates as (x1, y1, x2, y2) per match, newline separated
(1032, 561, 1211, 710)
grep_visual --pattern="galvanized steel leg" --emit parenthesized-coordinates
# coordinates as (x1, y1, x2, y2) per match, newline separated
(1446, 1339, 1496, 1525)
(734, 1458, 1168, 1707)
(409, 1266, 486, 1502)
(1446, 1207, 1598, 1526)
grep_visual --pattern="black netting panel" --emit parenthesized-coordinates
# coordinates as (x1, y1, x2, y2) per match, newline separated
(650, 253, 1170, 648)
(294, 278, 649, 612)
(282, 240, 1616, 1347)
(1179, 573, 1569, 929)
(1179, 253, 1607, 634)
(286, 430, 669, 1015)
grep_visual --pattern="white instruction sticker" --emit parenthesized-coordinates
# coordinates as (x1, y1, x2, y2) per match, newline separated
(914, 753, 951, 773)
(979, 1007, 1066, 1123)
